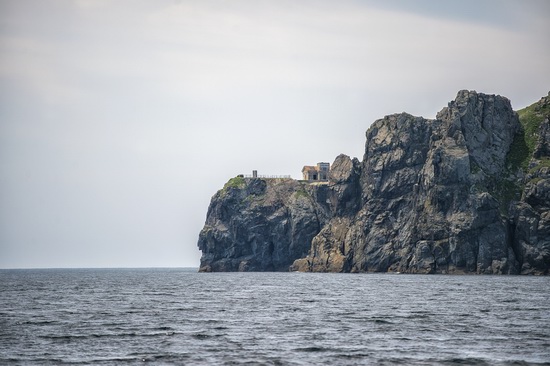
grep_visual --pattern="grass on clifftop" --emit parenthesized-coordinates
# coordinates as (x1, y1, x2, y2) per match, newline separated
(223, 176, 245, 190)
(517, 101, 548, 153)
(506, 96, 550, 172)
(499, 94, 549, 213)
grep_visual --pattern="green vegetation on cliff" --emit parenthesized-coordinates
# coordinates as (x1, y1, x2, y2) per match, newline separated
(518, 100, 549, 153)
(502, 94, 550, 209)
(507, 96, 550, 172)
(218, 176, 246, 198)
(223, 176, 245, 190)
(293, 185, 310, 199)
(506, 130, 530, 172)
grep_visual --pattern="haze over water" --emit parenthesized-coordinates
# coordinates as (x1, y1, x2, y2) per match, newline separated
(1, 268, 549, 365)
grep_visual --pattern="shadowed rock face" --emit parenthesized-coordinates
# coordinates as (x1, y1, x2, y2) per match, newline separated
(198, 91, 550, 274)
(197, 178, 331, 272)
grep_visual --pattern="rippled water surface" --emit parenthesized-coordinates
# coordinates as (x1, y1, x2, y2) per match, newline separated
(1, 268, 549, 365)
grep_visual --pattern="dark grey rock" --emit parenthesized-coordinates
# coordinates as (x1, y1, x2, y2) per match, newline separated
(198, 91, 550, 274)
(198, 178, 326, 272)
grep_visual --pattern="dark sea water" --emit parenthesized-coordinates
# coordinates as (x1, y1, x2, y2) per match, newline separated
(1, 269, 549, 365)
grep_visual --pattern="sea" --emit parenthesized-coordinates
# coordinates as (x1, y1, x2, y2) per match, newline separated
(1, 268, 549, 365)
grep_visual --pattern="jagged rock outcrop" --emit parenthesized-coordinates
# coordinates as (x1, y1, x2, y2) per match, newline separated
(197, 177, 330, 271)
(198, 91, 550, 274)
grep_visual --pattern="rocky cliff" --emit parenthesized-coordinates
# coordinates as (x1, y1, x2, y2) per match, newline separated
(198, 91, 550, 274)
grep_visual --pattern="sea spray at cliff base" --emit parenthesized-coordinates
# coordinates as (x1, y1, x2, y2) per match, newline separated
(198, 91, 550, 274)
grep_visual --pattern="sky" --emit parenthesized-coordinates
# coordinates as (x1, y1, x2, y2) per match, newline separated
(1, 0, 549, 269)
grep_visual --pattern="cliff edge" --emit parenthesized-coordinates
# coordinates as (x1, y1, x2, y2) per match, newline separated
(198, 91, 550, 274)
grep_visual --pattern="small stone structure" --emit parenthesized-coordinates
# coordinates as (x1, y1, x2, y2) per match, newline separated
(302, 162, 330, 181)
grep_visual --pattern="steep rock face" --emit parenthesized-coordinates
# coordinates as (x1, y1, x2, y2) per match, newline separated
(508, 94, 550, 275)
(198, 91, 550, 274)
(295, 91, 521, 274)
(291, 154, 361, 272)
(198, 177, 329, 271)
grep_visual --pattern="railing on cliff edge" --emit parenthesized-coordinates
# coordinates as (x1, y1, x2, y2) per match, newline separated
(242, 174, 292, 179)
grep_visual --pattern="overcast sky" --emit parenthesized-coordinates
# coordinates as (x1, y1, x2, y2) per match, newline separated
(1, 0, 549, 268)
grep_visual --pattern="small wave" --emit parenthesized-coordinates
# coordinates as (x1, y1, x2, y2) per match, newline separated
(155, 326, 173, 331)
(192, 333, 222, 340)
(373, 357, 416, 365)
(19, 320, 57, 326)
(41, 334, 88, 341)
(439, 357, 491, 365)
(371, 318, 394, 324)
(403, 314, 430, 319)
(338, 353, 373, 360)
(294, 346, 327, 352)
(124, 354, 191, 363)
(39, 331, 181, 341)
